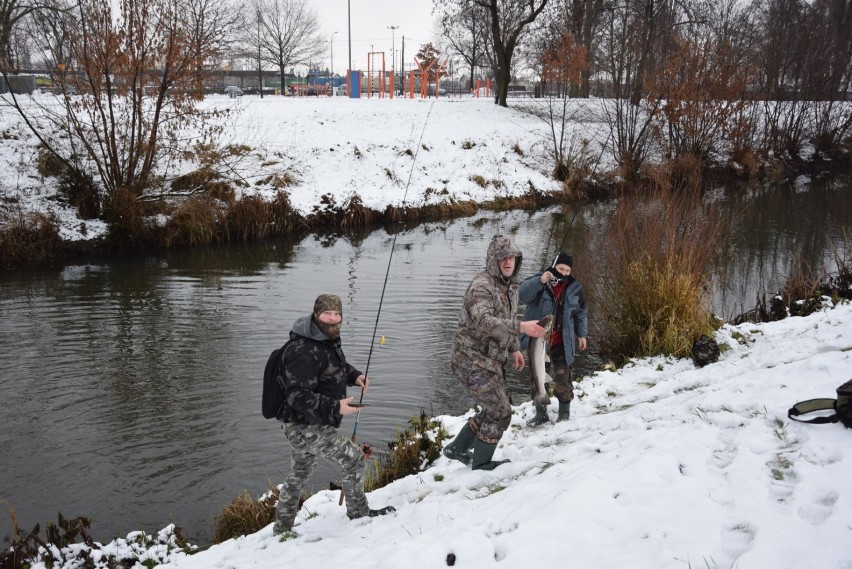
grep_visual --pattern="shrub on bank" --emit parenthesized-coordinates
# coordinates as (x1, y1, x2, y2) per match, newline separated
(365, 410, 450, 493)
(163, 195, 227, 248)
(212, 489, 278, 545)
(589, 189, 728, 363)
(0, 210, 62, 267)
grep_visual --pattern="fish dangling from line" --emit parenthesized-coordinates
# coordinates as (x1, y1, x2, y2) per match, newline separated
(529, 314, 554, 406)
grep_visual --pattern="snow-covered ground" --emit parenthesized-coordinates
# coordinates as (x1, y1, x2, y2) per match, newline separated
(18, 301, 852, 569)
(1, 94, 608, 241)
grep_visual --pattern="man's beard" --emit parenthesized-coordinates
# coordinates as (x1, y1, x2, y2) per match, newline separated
(315, 319, 341, 338)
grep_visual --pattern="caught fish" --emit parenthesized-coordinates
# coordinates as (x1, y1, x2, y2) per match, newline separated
(529, 315, 554, 406)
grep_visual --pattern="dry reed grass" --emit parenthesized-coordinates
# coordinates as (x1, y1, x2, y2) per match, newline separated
(339, 194, 377, 230)
(0, 210, 62, 266)
(642, 153, 704, 194)
(163, 195, 225, 247)
(212, 489, 277, 544)
(227, 195, 271, 241)
(588, 188, 728, 362)
(268, 191, 299, 235)
(781, 257, 824, 317)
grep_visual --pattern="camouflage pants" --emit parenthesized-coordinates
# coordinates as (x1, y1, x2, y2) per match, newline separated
(548, 346, 574, 403)
(274, 423, 368, 532)
(452, 359, 511, 444)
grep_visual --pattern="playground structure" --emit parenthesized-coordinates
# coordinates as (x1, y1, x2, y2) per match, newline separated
(288, 83, 331, 96)
(350, 49, 492, 99)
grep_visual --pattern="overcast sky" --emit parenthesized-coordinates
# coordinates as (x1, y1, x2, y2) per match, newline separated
(310, 0, 439, 74)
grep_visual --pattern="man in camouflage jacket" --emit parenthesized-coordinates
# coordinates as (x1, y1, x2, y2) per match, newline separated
(443, 236, 548, 471)
(273, 294, 394, 536)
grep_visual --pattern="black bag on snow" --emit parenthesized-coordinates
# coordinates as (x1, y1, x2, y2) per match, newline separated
(262, 340, 292, 420)
(691, 335, 720, 367)
(787, 379, 852, 429)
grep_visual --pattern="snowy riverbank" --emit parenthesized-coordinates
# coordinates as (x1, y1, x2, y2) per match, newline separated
(17, 301, 852, 569)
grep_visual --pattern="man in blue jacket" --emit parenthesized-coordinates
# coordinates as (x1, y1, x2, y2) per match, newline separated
(518, 252, 588, 425)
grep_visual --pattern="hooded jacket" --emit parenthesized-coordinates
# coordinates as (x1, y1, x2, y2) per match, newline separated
(452, 236, 523, 374)
(518, 272, 588, 366)
(279, 315, 362, 427)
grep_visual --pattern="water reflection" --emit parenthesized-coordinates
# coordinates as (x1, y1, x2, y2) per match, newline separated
(1, 179, 849, 545)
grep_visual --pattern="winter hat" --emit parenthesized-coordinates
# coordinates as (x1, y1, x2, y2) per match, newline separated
(551, 252, 573, 270)
(313, 294, 343, 317)
(312, 294, 343, 338)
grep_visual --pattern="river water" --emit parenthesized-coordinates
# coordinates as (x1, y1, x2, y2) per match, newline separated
(1, 178, 850, 544)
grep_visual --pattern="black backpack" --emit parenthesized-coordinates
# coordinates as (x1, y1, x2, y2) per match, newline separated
(262, 340, 292, 420)
(788, 379, 852, 429)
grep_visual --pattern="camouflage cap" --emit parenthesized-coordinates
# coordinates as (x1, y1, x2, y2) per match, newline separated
(313, 294, 343, 316)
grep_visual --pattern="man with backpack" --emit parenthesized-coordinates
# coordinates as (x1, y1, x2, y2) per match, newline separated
(272, 294, 395, 536)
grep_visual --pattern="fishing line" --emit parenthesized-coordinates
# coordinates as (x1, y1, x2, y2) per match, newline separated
(556, 205, 580, 253)
(350, 100, 436, 436)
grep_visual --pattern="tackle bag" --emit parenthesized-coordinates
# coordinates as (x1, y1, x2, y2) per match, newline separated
(787, 379, 852, 428)
(262, 340, 292, 419)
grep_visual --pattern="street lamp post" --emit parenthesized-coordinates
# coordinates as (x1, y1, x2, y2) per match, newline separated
(387, 25, 398, 74)
(347, 0, 351, 72)
(330, 31, 338, 94)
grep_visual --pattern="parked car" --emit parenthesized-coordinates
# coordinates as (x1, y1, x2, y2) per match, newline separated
(335, 84, 348, 96)
(223, 85, 243, 97)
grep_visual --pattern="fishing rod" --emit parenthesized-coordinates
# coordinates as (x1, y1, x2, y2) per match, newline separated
(551, 129, 608, 254)
(351, 100, 435, 430)
(337, 101, 436, 505)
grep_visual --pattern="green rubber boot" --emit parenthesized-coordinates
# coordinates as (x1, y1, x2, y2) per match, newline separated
(526, 405, 549, 427)
(557, 401, 571, 422)
(442, 424, 476, 466)
(471, 439, 510, 471)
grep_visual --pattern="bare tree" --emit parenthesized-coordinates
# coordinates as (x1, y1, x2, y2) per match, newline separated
(549, 0, 605, 97)
(435, 0, 548, 106)
(23, 0, 72, 70)
(437, 0, 492, 90)
(753, 0, 810, 158)
(598, 0, 660, 179)
(252, 0, 324, 95)
(478, 0, 549, 106)
(182, 0, 241, 89)
(238, 4, 268, 96)
(5, 0, 223, 206)
(0, 0, 67, 69)
(800, 0, 852, 155)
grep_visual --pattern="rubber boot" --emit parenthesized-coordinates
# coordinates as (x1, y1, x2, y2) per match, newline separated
(471, 438, 510, 471)
(557, 401, 571, 422)
(442, 424, 476, 466)
(526, 405, 549, 427)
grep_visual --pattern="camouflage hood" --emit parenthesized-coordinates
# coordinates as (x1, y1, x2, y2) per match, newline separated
(485, 235, 523, 284)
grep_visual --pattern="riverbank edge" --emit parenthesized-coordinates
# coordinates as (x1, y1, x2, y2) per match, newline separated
(3, 149, 850, 270)
(0, 183, 578, 269)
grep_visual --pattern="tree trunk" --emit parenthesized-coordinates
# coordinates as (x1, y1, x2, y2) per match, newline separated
(279, 65, 286, 95)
